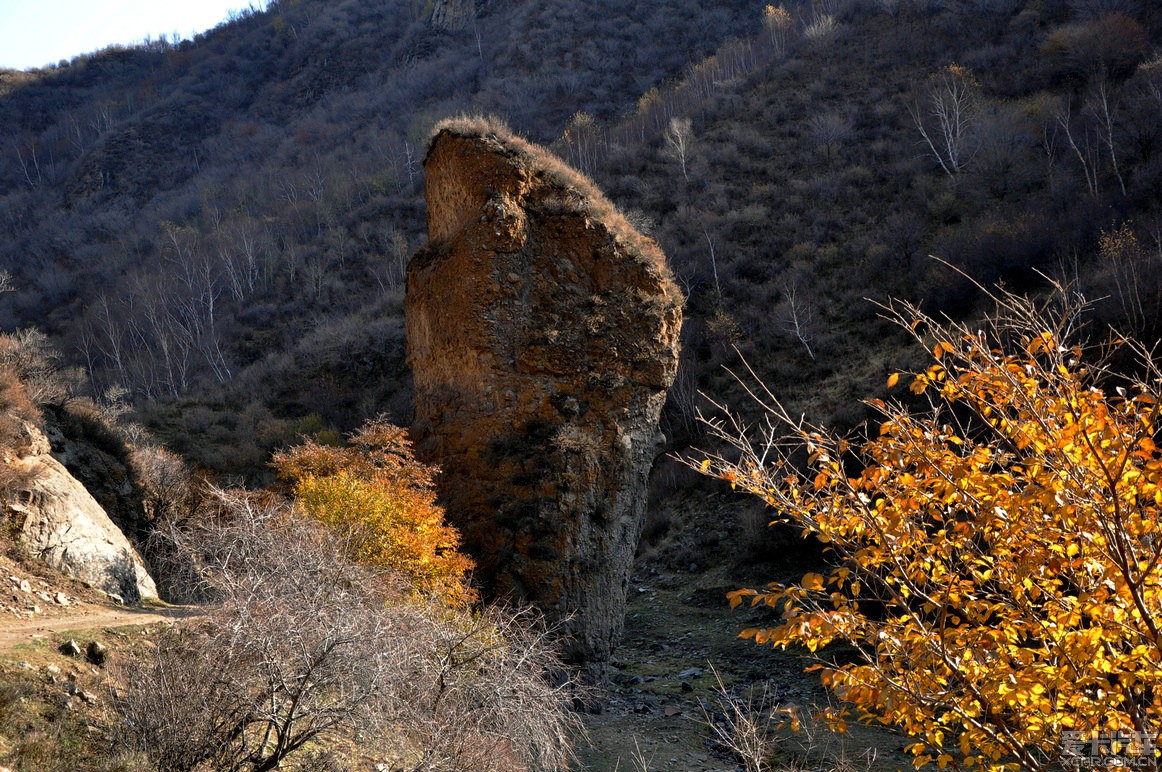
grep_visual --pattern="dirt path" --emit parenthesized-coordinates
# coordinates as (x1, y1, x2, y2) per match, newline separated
(0, 604, 201, 650)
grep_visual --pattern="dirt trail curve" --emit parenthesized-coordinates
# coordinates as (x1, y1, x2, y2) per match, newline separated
(0, 604, 201, 650)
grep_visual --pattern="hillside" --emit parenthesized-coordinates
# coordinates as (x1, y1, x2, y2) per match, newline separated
(3, 0, 1160, 481)
(0, 0, 754, 474)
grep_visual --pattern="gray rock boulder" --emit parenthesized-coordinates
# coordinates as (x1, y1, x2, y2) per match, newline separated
(7, 451, 157, 604)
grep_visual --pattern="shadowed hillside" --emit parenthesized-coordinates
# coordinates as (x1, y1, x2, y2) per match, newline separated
(3, 0, 1160, 482)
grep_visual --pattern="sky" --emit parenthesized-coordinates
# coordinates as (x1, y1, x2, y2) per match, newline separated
(0, 0, 269, 71)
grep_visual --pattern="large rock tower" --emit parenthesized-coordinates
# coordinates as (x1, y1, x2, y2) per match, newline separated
(406, 118, 682, 676)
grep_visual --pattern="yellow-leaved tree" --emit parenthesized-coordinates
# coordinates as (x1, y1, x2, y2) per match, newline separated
(696, 283, 1162, 770)
(273, 418, 475, 606)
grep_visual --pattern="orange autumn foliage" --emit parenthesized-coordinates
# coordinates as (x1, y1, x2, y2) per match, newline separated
(273, 418, 475, 606)
(696, 284, 1162, 771)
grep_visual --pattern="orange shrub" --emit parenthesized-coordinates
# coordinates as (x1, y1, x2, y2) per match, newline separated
(273, 418, 475, 606)
(697, 283, 1162, 770)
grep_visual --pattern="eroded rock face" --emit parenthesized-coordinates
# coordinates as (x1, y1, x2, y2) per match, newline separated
(430, 0, 475, 31)
(406, 121, 682, 676)
(5, 426, 157, 604)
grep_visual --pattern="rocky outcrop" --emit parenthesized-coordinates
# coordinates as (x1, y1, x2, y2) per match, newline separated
(406, 119, 682, 677)
(42, 403, 149, 543)
(430, 0, 476, 31)
(5, 424, 157, 604)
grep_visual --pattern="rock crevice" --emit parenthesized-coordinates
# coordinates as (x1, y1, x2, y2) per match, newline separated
(406, 119, 681, 676)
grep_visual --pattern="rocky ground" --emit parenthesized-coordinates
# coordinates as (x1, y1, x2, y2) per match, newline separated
(0, 549, 127, 631)
(0, 549, 193, 650)
(0, 559, 193, 770)
(577, 491, 913, 772)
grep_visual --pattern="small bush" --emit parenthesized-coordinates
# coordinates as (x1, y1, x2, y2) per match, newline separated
(273, 417, 475, 606)
(0, 363, 40, 455)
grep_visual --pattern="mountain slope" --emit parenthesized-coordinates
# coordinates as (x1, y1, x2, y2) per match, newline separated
(1, 0, 1160, 479)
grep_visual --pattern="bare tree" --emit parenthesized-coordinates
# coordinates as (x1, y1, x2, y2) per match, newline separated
(778, 280, 817, 360)
(762, 4, 795, 60)
(909, 64, 980, 176)
(1096, 222, 1162, 338)
(703, 227, 722, 302)
(662, 353, 702, 443)
(562, 111, 605, 176)
(1054, 104, 1100, 198)
(1094, 78, 1127, 197)
(664, 117, 694, 181)
(807, 110, 852, 163)
(368, 226, 411, 293)
(974, 103, 1029, 199)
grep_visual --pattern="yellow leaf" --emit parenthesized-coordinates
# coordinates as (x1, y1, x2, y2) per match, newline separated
(802, 572, 825, 591)
(699, 458, 712, 474)
(888, 372, 901, 388)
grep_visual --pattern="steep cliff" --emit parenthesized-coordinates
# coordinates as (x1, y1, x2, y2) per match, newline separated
(406, 118, 682, 677)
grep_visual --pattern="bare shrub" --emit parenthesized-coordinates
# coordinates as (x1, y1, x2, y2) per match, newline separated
(612, 737, 655, 771)
(0, 363, 41, 453)
(400, 603, 585, 771)
(0, 363, 42, 499)
(0, 328, 82, 406)
(114, 488, 583, 771)
(803, 14, 839, 42)
(132, 445, 195, 524)
(114, 490, 401, 770)
(806, 111, 853, 163)
(699, 667, 882, 772)
(700, 666, 781, 772)
(132, 444, 203, 601)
